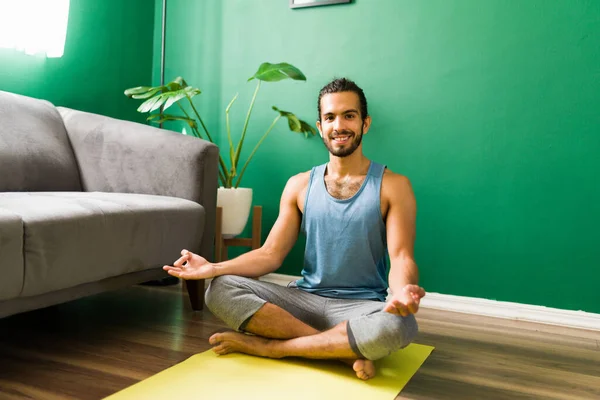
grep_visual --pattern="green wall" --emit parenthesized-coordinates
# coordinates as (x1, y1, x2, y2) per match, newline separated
(0, 0, 155, 123)
(165, 0, 600, 313)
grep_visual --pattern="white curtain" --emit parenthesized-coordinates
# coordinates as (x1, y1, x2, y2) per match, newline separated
(0, 0, 70, 58)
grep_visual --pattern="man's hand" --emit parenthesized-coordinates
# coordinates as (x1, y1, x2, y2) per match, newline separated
(383, 284, 426, 316)
(162, 249, 217, 280)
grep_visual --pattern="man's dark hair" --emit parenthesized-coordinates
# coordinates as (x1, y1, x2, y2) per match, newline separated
(317, 78, 368, 121)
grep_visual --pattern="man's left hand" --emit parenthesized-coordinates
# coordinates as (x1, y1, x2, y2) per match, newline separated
(383, 284, 426, 316)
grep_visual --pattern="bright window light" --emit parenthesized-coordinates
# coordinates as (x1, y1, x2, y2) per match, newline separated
(0, 0, 70, 58)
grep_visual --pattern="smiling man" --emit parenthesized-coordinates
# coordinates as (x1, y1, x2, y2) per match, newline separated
(163, 78, 425, 380)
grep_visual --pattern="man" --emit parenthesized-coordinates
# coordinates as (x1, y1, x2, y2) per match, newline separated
(163, 78, 425, 380)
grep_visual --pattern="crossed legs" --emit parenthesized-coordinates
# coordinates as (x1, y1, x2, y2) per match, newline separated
(209, 302, 376, 380)
(204, 275, 417, 380)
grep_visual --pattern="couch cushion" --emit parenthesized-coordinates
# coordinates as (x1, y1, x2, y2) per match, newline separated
(0, 192, 204, 297)
(0, 91, 82, 192)
(0, 209, 24, 301)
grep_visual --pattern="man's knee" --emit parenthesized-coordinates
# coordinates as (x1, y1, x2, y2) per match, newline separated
(204, 274, 246, 312)
(204, 275, 266, 330)
(349, 313, 418, 361)
(382, 313, 418, 350)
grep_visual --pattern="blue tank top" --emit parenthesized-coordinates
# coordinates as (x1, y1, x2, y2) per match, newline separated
(295, 161, 389, 301)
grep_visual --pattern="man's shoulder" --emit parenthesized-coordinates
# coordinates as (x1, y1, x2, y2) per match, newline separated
(288, 170, 312, 186)
(381, 167, 413, 195)
(382, 167, 411, 184)
(283, 170, 312, 196)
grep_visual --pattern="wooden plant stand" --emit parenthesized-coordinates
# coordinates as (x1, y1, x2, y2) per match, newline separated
(215, 205, 262, 262)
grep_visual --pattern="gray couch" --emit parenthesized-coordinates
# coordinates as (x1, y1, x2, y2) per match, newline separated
(0, 90, 218, 318)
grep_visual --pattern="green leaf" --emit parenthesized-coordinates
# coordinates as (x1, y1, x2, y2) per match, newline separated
(136, 88, 198, 114)
(163, 91, 187, 111)
(164, 87, 201, 110)
(131, 87, 164, 100)
(272, 106, 317, 136)
(146, 113, 164, 121)
(125, 83, 169, 98)
(248, 62, 306, 82)
(286, 114, 302, 131)
(146, 114, 197, 128)
(137, 95, 164, 113)
(173, 76, 188, 88)
(126, 77, 193, 101)
(299, 120, 317, 138)
(184, 86, 201, 98)
(271, 105, 292, 117)
(124, 86, 153, 97)
(166, 76, 188, 91)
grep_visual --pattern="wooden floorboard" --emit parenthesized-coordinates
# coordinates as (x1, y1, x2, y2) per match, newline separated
(0, 283, 598, 400)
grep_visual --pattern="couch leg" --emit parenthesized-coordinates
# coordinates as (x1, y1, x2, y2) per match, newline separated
(186, 279, 205, 310)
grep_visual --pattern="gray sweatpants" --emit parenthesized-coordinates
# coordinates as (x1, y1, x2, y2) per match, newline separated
(204, 275, 418, 361)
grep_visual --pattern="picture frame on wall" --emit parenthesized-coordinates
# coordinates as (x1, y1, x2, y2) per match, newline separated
(290, 0, 351, 9)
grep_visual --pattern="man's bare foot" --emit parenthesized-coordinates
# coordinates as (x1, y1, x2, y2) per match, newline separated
(209, 332, 376, 380)
(352, 359, 376, 380)
(338, 359, 377, 380)
(209, 331, 277, 358)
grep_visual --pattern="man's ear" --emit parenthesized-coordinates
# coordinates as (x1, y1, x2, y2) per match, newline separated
(362, 115, 372, 135)
(316, 120, 323, 138)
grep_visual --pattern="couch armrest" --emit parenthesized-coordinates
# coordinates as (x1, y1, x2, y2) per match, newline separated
(58, 107, 219, 261)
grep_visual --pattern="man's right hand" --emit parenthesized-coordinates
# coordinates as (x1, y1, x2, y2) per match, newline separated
(162, 249, 217, 280)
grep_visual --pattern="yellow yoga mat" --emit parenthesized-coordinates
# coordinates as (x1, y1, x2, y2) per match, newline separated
(105, 343, 434, 400)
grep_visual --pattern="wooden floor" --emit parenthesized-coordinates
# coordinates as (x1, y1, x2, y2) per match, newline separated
(0, 283, 598, 400)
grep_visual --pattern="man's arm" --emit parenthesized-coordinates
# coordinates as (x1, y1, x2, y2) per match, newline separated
(212, 174, 305, 277)
(164, 173, 306, 280)
(382, 173, 425, 315)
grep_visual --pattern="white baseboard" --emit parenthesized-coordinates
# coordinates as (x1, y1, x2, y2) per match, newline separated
(261, 273, 600, 332)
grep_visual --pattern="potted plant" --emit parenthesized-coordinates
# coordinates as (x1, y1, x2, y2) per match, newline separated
(125, 62, 316, 237)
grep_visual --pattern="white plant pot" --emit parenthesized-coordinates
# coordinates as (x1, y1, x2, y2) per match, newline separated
(217, 187, 253, 238)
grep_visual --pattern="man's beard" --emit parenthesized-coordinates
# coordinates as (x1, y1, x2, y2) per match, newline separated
(323, 128, 363, 157)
